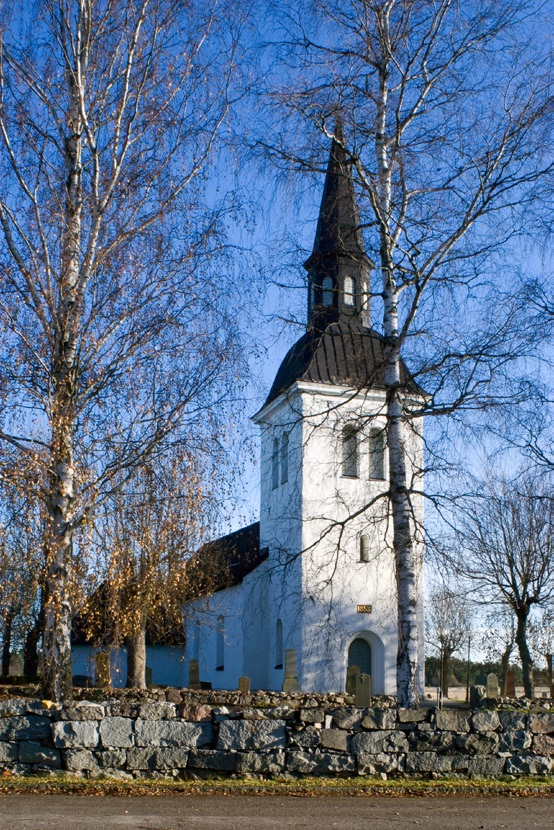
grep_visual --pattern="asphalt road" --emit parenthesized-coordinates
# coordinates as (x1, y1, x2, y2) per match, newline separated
(0, 794, 552, 830)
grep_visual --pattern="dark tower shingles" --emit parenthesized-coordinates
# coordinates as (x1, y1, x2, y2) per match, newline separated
(304, 124, 373, 331)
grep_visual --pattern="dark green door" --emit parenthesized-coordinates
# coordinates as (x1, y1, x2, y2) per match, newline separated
(348, 638, 372, 675)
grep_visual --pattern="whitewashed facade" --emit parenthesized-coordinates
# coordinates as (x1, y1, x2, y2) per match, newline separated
(184, 379, 424, 694)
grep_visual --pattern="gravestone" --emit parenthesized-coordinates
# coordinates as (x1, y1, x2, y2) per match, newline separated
(470, 684, 486, 708)
(145, 666, 153, 687)
(355, 673, 371, 707)
(487, 672, 500, 697)
(95, 651, 111, 689)
(504, 668, 516, 697)
(282, 649, 301, 693)
(346, 664, 360, 696)
(238, 675, 250, 693)
(188, 659, 201, 690)
(471, 673, 487, 708)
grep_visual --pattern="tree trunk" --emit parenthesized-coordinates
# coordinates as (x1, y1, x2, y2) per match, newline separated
(389, 389, 420, 708)
(41, 424, 76, 701)
(515, 608, 534, 698)
(126, 627, 147, 689)
(373, 7, 420, 708)
(41, 371, 78, 702)
(41, 534, 74, 701)
(501, 640, 514, 694)
(41, 11, 86, 703)
(1, 608, 14, 676)
(441, 647, 454, 699)
(382, 221, 421, 707)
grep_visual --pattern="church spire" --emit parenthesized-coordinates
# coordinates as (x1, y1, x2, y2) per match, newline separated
(304, 122, 372, 331)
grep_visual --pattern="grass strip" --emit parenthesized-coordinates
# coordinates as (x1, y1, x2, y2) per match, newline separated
(0, 774, 552, 798)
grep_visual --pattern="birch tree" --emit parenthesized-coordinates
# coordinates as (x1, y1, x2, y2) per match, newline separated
(427, 587, 470, 698)
(83, 446, 227, 689)
(451, 473, 553, 698)
(265, 0, 552, 705)
(0, 0, 247, 701)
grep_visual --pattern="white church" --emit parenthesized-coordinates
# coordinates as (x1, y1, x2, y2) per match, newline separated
(184, 134, 425, 695)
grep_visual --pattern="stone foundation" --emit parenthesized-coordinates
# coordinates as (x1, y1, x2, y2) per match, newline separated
(0, 692, 551, 779)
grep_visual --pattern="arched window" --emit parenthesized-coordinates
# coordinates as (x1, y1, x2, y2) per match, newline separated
(271, 436, 279, 489)
(344, 275, 356, 306)
(342, 424, 358, 478)
(359, 534, 370, 562)
(368, 427, 386, 480)
(322, 276, 333, 306)
(280, 433, 289, 484)
(275, 619, 283, 669)
(216, 615, 224, 671)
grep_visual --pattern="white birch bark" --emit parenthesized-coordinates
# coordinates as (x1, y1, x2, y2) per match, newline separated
(371, 1, 420, 707)
(42, 5, 88, 701)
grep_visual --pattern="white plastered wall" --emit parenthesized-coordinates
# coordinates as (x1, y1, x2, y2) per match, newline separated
(256, 393, 305, 689)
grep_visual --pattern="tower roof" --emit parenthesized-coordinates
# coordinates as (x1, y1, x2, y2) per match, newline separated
(257, 128, 420, 415)
(261, 320, 421, 410)
(304, 124, 373, 331)
(305, 123, 370, 270)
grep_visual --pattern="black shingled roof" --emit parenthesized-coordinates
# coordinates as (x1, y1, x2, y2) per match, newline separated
(306, 125, 369, 265)
(192, 521, 268, 596)
(263, 320, 421, 410)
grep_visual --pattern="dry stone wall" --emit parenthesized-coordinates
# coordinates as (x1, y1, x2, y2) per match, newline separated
(0, 694, 552, 779)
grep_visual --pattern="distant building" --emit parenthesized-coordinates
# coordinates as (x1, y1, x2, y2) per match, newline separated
(71, 587, 187, 688)
(71, 641, 187, 689)
(184, 131, 425, 694)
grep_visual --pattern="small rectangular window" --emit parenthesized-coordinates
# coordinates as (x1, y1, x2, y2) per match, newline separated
(344, 275, 355, 306)
(322, 276, 333, 306)
(216, 616, 224, 671)
(275, 619, 283, 669)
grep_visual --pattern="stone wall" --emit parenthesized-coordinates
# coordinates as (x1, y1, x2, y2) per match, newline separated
(0, 694, 552, 779)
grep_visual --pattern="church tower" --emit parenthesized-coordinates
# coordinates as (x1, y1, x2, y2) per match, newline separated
(252, 128, 425, 694)
(183, 129, 424, 696)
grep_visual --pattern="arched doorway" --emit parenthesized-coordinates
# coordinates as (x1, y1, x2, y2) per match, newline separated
(347, 637, 372, 676)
